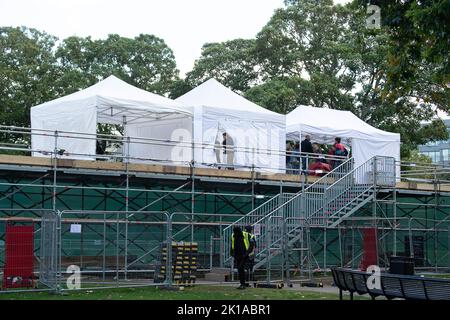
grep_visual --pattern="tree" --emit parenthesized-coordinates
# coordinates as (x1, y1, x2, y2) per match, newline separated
(244, 77, 312, 114)
(0, 28, 181, 131)
(249, 0, 447, 157)
(0, 27, 60, 127)
(168, 79, 194, 100)
(56, 34, 179, 95)
(53, 36, 100, 94)
(183, 39, 260, 94)
(345, 1, 448, 156)
(255, 0, 357, 110)
(360, 0, 449, 91)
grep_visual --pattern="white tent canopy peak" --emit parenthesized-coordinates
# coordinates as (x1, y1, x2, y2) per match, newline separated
(32, 75, 191, 118)
(176, 78, 283, 121)
(175, 78, 286, 173)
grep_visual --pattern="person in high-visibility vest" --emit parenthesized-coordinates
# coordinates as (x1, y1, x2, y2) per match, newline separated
(244, 225, 256, 286)
(231, 226, 249, 289)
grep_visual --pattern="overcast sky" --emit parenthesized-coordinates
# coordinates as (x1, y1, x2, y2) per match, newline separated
(0, 0, 352, 76)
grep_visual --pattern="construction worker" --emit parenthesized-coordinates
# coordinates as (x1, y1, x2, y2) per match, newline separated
(230, 226, 249, 289)
(244, 225, 256, 286)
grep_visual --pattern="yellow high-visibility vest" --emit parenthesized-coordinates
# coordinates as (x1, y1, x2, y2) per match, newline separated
(232, 231, 249, 251)
(247, 233, 255, 256)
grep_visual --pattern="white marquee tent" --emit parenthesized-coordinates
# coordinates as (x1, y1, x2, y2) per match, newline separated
(176, 79, 286, 172)
(31, 75, 193, 163)
(286, 105, 400, 176)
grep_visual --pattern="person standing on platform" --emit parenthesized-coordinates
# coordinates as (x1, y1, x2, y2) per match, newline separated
(333, 137, 348, 169)
(222, 132, 235, 170)
(244, 225, 256, 286)
(291, 141, 300, 173)
(230, 226, 249, 289)
(286, 142, 294, 174)
(301, 135, 313, 174)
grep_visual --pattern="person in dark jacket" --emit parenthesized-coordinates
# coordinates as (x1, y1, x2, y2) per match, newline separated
(301, 135, 313, 174)
(230, 226, 249, 289)
(222, 132, 235, 170)
(291, 141, 300, 173)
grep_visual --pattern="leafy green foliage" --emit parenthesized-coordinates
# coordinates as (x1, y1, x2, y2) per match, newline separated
(183, 39, 260, 95)
(1, 1, 448, 160)
(368, 0, 450, 89)
(0, 27, 180, 132)
(168, 79, 194, 100)
(403, 148, 432, 165)
(244, 77, 311, 114)
(0, 27, 60, 127)
(181, 0, 448, 158)
(56, 34, 179, 95)
(255, 0, 356, 110)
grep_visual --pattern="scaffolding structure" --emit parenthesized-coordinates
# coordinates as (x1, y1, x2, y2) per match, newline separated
(0, 127, 449, 292)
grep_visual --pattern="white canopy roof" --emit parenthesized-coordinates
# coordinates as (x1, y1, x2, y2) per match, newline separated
(31, 75, 192, 160)
(175, 79, 286, 173)
(176, 78, 284, 124)
(286, 105, 399, 143)
(286, 105, 401, 176)
(31, 75, 191, 125)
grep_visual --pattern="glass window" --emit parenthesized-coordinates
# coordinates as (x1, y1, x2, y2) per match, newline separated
(443, 149, 449, 161)
(432, 152, 438, 163)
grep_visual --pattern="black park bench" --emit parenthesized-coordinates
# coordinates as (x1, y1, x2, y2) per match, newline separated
(331, 267, 450, 300)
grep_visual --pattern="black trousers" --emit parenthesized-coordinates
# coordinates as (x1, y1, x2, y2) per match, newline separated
(235, 260, 246, 286)
(246, 263, 254, 282)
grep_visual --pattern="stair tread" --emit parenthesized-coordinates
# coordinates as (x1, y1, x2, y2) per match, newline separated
(228, 159, 389, 267)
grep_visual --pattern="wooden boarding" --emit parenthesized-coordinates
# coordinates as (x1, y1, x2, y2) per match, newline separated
(0, 154, 449, 192)
(0, 154, 52, 167)
(0, 154, 311, 183)
(395, 181, 450, 192)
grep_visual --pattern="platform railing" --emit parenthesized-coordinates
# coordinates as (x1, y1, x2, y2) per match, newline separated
(4, 125, 450, 185)
(398, 160, 450, 186)
(0, 125, 348, 175)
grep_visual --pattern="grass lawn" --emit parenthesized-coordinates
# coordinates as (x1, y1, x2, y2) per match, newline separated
(0, 285, 350, 300)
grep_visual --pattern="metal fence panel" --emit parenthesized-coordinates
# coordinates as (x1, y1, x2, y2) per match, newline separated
(39, 211, 59, 290)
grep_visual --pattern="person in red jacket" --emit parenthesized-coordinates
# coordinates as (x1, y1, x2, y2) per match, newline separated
(334, 137, 346, 154)
(332, 137, 348, 168)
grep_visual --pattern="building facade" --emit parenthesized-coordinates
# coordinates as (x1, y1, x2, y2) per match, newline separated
(419, 119, 450, 165)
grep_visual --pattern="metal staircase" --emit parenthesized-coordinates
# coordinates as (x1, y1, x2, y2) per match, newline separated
(222, 157, 353, 269)
(222, 156, 396, 271)
(315, 157, 390, 228)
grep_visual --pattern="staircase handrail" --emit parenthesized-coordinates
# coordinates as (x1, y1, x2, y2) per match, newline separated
(325, 158, 373, 191)
(325, 156, 395, 191)
(255, 157, 355, 220)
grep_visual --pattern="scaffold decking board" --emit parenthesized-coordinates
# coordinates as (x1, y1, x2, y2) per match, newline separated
(395, 181, 450, 192)
(0, 154, 51, 166)
(0, 154, 311, 183)
(0, 155, 448, 192)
